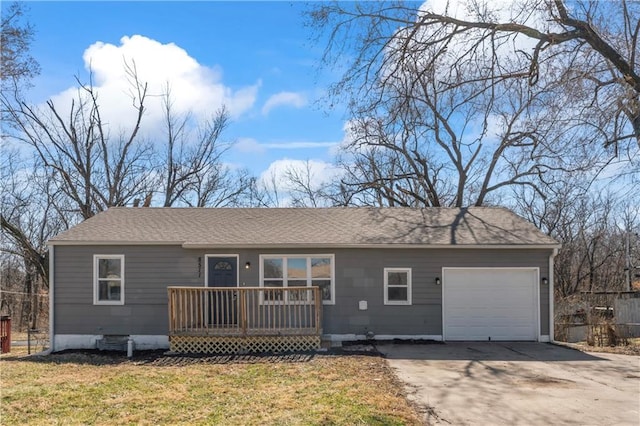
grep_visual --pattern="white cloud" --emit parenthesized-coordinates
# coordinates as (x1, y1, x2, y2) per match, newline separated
(235, 137, 266, 154)
(261, 91, 307, 115)
(48, 35, 260, 137)
(267, 141, 337, 149)
(234, 137, 338, 154)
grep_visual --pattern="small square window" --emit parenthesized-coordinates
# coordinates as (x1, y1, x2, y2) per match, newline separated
(384, 268, 411, 305)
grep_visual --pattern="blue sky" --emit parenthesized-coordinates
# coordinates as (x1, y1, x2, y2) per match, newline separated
(23, 1, 347, 184)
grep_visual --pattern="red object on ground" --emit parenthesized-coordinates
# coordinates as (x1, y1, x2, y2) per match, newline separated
(0, 316, 11, 354)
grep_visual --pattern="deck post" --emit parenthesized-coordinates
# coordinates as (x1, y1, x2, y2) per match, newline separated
(240, 288, 247, 336)
(315, 287, 321, 335)
(167, 288, 173, 336)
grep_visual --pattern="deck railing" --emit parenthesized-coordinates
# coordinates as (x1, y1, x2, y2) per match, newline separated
(168, 286, 322, 337)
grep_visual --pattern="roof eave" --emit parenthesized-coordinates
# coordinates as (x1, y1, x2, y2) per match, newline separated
(47, 240, 186, 247)
(182, 243, 561, 249)
(48, 240, 561, 249)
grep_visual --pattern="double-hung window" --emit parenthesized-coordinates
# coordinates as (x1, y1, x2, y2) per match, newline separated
(260, 255, 335, 304)
(94, 255, 125, 305)
(384, 267, 412, 305)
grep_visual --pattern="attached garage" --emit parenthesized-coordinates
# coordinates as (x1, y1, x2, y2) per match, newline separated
(443, 268, 539, 341)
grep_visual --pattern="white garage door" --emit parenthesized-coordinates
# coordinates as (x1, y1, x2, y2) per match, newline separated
(443, 268, 538, 341)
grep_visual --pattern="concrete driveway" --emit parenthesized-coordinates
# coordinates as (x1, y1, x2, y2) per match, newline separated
(377, 342, 639, 425)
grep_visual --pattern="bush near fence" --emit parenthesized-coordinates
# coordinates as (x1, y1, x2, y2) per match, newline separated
(556, 292, 640, 346)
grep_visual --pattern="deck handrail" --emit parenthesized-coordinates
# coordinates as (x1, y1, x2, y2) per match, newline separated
(168, 286, 322, 337)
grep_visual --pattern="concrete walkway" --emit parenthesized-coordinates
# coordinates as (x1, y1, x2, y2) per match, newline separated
(378, 342, 640, 426)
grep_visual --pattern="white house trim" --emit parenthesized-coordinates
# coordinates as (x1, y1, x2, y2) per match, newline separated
(383, 267, 412, 305)
(129, 335, 169, 350)
(49, 245, 55, 352)
(93, 254, 125, 305)
(48, 241, 185, 246)
(53, 335, 169, 352)
(259, 254, 336, 305)
(54, 335, 100, 351)
(182, 243, 561, 250)
(49, 241, 561, 249)
(549, 248, 558, 342)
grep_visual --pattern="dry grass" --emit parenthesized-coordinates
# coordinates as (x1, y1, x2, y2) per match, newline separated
(0, 350, 423, 425)
(565, 337, 640, 356)
(1, 345, 30, 357)
(5, 339, 49, 356)
(8, 331, 29, 341)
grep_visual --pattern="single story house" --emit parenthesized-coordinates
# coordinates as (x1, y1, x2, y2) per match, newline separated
(47, 207, 560, 352)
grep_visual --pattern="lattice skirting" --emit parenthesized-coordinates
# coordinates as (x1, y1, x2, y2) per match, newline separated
(170, 335, 321, 354)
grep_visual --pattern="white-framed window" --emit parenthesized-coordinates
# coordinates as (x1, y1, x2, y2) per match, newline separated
(384, 267, 412, 305)
(93, 255, 125, 305)
(260, 255, 335, 305)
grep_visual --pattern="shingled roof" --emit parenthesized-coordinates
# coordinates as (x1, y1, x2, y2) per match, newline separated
(48, 207, 559, 248)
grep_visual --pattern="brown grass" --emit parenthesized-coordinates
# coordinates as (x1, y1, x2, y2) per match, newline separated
(0, 350, 423, 425)
(561, 337, 640, 356)
(0, 345, 30, 357)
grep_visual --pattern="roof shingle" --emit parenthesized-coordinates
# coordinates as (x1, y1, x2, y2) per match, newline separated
(48, 207, 559, 247)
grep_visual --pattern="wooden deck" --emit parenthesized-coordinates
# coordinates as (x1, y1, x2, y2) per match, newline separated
(167, 286, 322, 353)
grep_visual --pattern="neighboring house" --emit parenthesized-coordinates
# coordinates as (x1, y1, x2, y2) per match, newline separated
(47, 207, 560, 352)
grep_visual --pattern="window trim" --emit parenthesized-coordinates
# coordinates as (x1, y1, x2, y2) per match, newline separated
(384, 267, 412, 306)
(93, 254, 125, 305)
(259, 254, 335, 305)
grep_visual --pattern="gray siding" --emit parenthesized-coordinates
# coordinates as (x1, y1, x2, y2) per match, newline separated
(53, 246, 551, 336)
(327, 248, 550, 336)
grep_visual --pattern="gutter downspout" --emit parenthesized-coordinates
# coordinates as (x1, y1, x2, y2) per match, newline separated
(46, 245, 54, 354)
(549, 248, 558, 343)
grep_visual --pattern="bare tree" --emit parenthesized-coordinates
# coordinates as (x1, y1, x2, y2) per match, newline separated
(325, 26, 600, 207)
(311, 0, 639, 151)
(1, 2, 39, 91)
(2, 63, 155, 219)
(249, 160, 336, 208)
(515, 177, 638, 297)
(332, 133, 429, 207)
(189, 166, 255, 207)
(1, 3, 49, 329)
(0, 151, 68, 328)
(251, 169, 283, 207)
(284, 160, 332, 207)
(158, 86, 255, 208)
(310, 1, 638, 207)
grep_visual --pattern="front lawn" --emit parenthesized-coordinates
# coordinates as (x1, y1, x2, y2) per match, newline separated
(1, 350, 422, 425)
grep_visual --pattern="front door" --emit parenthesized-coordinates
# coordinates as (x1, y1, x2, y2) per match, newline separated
(207, 256, 238, 325)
